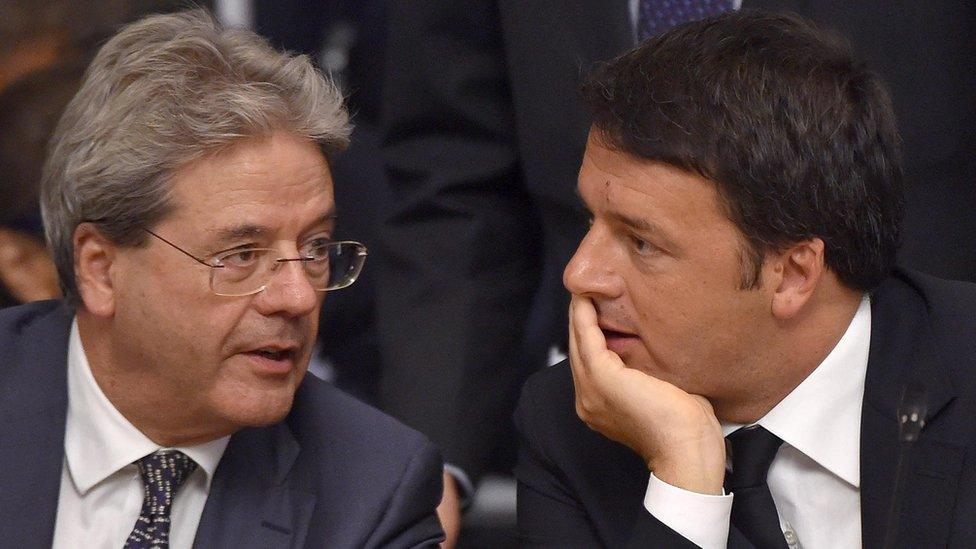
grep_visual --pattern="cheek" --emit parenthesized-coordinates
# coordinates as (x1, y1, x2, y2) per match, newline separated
(629, 273, 740, 361)
(125, 281, 243, 373)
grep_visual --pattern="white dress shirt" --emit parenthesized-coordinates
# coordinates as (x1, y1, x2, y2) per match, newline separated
(644, 296, 871, 549)
(52, 320, 230, 549)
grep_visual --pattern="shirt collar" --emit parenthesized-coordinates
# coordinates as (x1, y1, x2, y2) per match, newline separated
(722, 295, 871, 488)
(64, 319, 230, 495)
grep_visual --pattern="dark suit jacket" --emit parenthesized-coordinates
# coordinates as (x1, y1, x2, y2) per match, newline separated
(0, 300, 445, 548)
(378, 0, 976, 483)
(515, 270, 976, 547)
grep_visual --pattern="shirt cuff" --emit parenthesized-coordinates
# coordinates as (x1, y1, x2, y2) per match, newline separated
(643, 472, 732, 549)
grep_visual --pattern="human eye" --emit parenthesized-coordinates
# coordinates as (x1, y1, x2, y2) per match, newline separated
(217, 247, 265, 268)
(301, 236, 334, 260)
(628, 233, 660, 256)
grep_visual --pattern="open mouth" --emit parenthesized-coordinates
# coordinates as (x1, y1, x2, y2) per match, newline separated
(599, 327, 639, 356)
(243, 346, 299, 374)
(252, 348, 294, 361)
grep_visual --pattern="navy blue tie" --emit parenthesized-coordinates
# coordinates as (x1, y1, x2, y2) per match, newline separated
(124, 450, 198, 548)
(637, 0, 733, 42)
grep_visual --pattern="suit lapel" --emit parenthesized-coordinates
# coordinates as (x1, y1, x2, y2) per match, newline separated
(859, 276, 958, 548)
(0, 303, 72, 545)
(193, 421, 315, 549)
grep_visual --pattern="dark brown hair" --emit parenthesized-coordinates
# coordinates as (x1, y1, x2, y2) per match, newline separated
(582, 10, 904, 290)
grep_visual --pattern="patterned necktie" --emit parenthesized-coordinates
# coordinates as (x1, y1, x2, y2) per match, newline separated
(124, 450, 198, 549)
(725, 425, 789, 549)
(637, 0, 733, 42)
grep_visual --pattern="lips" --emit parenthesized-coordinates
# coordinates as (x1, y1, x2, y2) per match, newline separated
(242, 345, 300, 375)
(253, 348, 293, 361)
(598, 323, 640, 356)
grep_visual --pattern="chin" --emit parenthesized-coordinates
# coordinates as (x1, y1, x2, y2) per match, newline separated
(218, 385, 298, 428)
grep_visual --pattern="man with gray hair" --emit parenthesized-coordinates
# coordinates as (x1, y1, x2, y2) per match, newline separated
(0, 9, 444, 548)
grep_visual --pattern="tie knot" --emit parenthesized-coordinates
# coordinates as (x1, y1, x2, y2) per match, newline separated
(726, 425, 783, 490)
(135, 450, 197, 515)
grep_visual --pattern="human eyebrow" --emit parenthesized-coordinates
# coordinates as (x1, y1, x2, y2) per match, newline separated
(214, 224, 269, 246)
(303, 210, 339, 235)
(607, 211, 678, 253)
(212, 209, 338, 248)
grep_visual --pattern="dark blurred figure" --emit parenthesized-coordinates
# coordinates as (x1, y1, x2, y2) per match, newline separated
(378, 0, 975, 541)
(1, 0, 207, 87)
(0, 1, 217, 309)
(0, 0, 79, 90)
(0, 64, 85, 307)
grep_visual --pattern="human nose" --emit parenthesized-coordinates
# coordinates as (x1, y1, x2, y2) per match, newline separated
(254, 257, 319, 317)
(563, 224, 622, 299)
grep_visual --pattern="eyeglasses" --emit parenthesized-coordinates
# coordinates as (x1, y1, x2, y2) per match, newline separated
(143, 228, 367, 297)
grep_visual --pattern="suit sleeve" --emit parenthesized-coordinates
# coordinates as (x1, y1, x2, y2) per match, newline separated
(514, 379, 702, 548)
(376, 0, 541, 482)
(363, 440, 446, 548)
(514, 383, 606, 547)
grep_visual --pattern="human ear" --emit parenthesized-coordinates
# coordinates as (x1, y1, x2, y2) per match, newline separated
(73, 223, 117, 317)
(769, 238, 826, 320)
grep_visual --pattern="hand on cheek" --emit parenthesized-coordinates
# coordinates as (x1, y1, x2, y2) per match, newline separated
(568, 295, 727, 495)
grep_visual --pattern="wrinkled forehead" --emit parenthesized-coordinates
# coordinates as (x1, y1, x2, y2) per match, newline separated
(160, 132, 336, 242)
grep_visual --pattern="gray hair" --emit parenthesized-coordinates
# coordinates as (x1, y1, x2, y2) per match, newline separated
(41, 9, 351, 306)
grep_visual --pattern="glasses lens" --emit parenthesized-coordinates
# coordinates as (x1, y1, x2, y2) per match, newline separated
(209, 242, 366, 296)
(211, 248, 276, 296)
(315, 241, 366, 291)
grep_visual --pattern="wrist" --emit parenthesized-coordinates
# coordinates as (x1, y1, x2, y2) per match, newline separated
(645, 433, 726, 495)
(650, 457, 725, 495)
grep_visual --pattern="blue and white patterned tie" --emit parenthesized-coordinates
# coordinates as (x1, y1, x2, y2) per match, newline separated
(637, 0, 733, 42)
(123, 450, 198, 548)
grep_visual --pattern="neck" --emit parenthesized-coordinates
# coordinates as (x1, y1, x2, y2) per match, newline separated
(76, 311, 235, 447)
(715, 285, 864, 424)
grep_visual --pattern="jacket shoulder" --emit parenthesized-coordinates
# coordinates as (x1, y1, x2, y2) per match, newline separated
(290, 377, 437, 456)
(286, 378, 444, 545)
(883, 270, 976, 363)
(287, 377, 443, 500)
(0, 300, 72, 401)
(0, 300, 67, 341)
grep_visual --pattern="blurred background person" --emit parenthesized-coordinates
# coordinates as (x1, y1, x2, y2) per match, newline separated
(0, 64, 84, 306)
(0, 0, 215, 310)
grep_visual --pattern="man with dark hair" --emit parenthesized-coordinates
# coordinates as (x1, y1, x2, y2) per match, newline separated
(515, 11, 976, 548)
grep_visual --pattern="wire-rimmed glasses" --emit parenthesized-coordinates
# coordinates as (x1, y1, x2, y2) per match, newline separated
(143, 228, 367, 297)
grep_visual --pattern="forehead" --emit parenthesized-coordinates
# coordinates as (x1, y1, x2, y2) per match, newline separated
(577, 134, 727, 232)
(164, 131, 334, 238)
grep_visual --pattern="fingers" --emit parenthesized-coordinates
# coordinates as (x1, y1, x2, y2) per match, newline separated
(568, 296, 587, 401)
(568, 300, 581, 377)
(570, 295, 613, 368)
